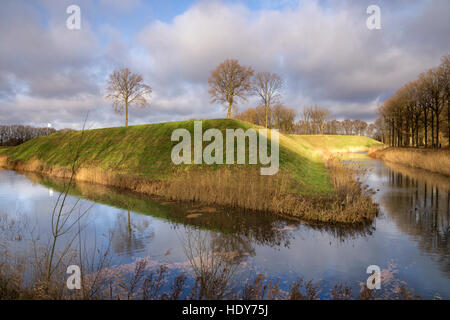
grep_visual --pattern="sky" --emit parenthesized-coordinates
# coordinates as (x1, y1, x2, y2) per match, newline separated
(0, 0, 449, 129)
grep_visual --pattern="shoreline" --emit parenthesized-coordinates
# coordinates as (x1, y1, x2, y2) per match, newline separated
(369, 147, 450, 176)
(0, 121, 382, 225)
(0, 155, 377, 225)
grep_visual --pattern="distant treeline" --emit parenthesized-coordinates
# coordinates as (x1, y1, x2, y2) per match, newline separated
(376, 54, 449, 148)
(0, 125, 73, 146)
(235, 104, 376, 137)
(235, 104, 296, 133)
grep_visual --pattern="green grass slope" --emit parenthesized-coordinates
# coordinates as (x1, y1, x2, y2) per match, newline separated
(3, 120, 329, 194)
(2, 120, 383, 196)
(289, 135, 383, 153)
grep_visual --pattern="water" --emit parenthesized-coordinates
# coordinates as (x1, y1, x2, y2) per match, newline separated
(0, 158, 449, 299)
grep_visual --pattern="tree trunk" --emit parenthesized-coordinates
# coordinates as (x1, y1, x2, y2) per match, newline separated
(227, 101, 232, 119)
(447, 98, 450, 146)
(431, 113, 434, 147)
(416, 118, 419, 147)
(265, 104, 268, 128)
(127, 210, 131, 234)
(424, 110, 428, 147)
(436, 109, 440, 148)
(391, 121, 394, 146)
(125, 101, 129, 127)
(409, 121, 413, 146)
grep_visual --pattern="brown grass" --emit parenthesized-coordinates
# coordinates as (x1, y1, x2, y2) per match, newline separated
(370, 147, 450, 176)
(0, 155, 7, 167)
(2, 156, 377, 224)
(0, 252, 420, 300)
(321, 154, 378, 223)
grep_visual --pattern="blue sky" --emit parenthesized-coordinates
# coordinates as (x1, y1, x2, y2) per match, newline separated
(0, 0, 449, 129)
(69, 0, 304, 42)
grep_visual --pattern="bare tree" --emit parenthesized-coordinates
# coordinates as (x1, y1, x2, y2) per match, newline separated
(0, 125, 56, 146)
(423, 69, 444, 147)
(106, 68, 152, 127)
(353, 120, 368, 136)
(312, 106, 329, 134)
(271, 104, 296, 133)
(438, 54, 450, 144)
(253, 72, 282, 128)
(342, 120, 354, 135)
(302, 105, 329, 134)
(301, 107, 312, 134)
(376, 54, 450, 147)
(208, 59, 254, 119)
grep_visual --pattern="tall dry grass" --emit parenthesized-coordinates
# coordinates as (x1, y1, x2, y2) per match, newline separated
(0, 248, 421, 300)
(321, 154, 378, 223)
(0, 155, 7, 167)
(370, 147, 450, 176)
(3, 156, 377, 223)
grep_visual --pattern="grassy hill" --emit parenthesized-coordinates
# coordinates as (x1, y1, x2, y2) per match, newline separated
(288, 134, 383, 153)
(0, 119, 381, 223)
(2, 119, 334, 194)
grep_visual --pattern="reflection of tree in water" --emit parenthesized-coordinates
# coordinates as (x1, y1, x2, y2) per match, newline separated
(111, 209, 155, 256)
(380, 162, 450, 274)
(209, 232, 256, 264)
(177, 208, 296, 249)
(306, 222, 376, 242)
(173, 205, 377, 248)
(28, 171, 378, 254)
(180, 229, 243, 299)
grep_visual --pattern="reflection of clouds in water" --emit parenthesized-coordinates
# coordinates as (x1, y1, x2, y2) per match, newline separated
(0, 171, 51, 214)
(1, 166, 450, 299)
(110, 210, 155, 257)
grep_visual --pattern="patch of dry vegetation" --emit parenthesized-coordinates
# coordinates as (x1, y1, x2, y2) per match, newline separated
(4, 159, 377, 223)
(370, 147, 450, 176)
(1, 120, 380, 224)
(0, 250, 420, 300)
(0, 154, 7, 167)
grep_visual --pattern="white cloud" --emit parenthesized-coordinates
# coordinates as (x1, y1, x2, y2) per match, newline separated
(1, 0, 449, 127)
(136, 0, 449, 121)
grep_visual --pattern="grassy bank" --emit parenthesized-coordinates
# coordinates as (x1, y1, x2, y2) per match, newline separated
(369, 147, 450, 176)
(289, 135, 383, 154)
(1, 119, 380, 223)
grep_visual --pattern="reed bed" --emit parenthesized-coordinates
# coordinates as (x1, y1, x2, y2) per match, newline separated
(0, 155, 7, 167)
(2, 155, 377, 224)
(370, 147, 450, 176)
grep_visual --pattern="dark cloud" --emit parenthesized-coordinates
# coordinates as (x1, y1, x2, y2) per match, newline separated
(0, 0, 449, 129)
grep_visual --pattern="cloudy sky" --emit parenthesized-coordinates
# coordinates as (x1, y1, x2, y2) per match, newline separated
(0, 0, 449, 129)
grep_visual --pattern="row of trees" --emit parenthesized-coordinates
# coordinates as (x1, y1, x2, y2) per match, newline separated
(296, 116, 373, 136)
(0, 125, 57, 146)
(207, 60, 379, 138)
(101, 60, 391, 139)
(208, 59, 282, 128)
(297, 105, 372, 136)
(235, 103, 375, 137)
(106, 61, 283, 129)
(376, 54, 449, 147)
(235, 104, 296, 133)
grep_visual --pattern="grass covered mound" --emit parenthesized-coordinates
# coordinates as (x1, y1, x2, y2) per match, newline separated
(3, 119, 332, 194)
(289, 135, 383, 153)
(1, 119, 380, 223)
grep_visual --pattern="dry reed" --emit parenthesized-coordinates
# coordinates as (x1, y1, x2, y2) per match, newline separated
(370, 147, 450, 176)
(0, 155, 7, 167)
(2, 155, 377, 223)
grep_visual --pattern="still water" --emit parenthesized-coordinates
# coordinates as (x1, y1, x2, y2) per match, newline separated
(0, 158, 449, 299)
